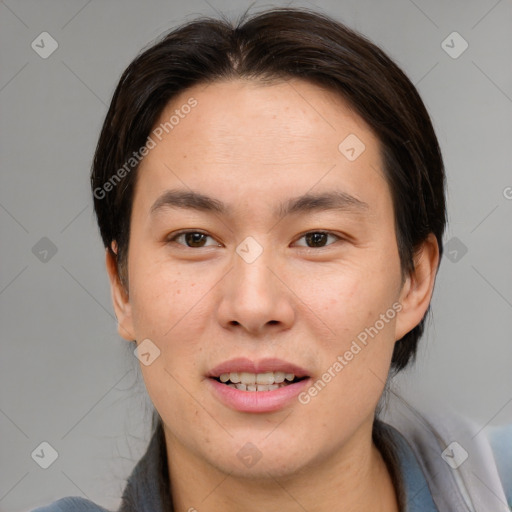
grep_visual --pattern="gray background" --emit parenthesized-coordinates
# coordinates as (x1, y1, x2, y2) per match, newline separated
(1, 0, 511, 510)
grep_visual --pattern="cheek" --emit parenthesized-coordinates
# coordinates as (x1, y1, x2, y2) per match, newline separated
(127, 252, 223, 401)
(297, 283, 398, 436)
(292, 260, 400, 346)
(291, 260, 401, 413)
(128, 250, 210, 342)
(128, 257, 210, 422)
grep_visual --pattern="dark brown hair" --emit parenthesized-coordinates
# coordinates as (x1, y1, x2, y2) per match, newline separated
(91, 7, 445, 372)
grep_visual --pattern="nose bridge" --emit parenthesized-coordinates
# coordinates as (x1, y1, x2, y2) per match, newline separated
(233, 236, 277, 305)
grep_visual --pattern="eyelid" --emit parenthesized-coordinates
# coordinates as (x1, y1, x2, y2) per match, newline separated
(166, 229, 222, 247)
(292, 230, 343, 248)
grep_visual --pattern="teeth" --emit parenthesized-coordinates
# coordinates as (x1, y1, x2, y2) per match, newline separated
(218, 371, 297, 386)
(274, 372, 285, 383)
(240, 372, 256, 385)
(256, 372, 274, 385)
(245, 383, 288, 392)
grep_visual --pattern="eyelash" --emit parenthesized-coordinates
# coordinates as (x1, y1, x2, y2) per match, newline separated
(166, 230, 344, 249)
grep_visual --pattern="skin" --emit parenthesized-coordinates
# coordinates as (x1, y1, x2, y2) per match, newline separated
(106, 79, 439, 512)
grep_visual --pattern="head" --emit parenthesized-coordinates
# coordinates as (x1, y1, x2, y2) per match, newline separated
(92, 7, 445, 481)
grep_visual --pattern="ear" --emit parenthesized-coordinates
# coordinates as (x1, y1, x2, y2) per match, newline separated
(394, 233, 440, 341)
(105, 241, 136, 342)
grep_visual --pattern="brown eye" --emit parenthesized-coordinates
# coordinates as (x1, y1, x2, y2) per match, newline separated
(168, 231, 219, 248)
(295, 231, 341, 248)
(183, 232, 207, 247)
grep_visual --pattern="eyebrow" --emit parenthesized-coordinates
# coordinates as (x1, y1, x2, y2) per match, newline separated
(149, 188, 369, 218)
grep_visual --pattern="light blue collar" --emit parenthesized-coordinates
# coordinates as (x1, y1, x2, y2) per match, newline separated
(383, 422, 439, 511)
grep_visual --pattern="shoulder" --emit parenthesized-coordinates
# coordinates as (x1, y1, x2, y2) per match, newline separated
(381, 395, 512, 511)
(31, 496, 111, 512)
(486, 423, 512, 507)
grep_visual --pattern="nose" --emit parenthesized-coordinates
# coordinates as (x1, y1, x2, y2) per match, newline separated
(216, 242, 295, 336)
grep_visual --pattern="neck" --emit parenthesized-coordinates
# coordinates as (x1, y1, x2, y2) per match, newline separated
(165, 419, 399, 512)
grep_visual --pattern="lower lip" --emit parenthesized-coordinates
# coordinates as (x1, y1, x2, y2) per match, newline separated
(207, 377, 311, 413)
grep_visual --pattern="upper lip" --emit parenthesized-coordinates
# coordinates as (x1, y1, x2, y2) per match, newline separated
(207, 357, 310, 378)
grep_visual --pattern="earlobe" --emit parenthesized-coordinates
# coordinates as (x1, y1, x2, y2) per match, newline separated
(394, 233, 440, 341)
(105, 243, 136, 341)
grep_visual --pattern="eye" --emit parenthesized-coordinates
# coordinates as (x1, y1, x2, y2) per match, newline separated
(167, 230, 342, 249)
(294, 231, 342, 248)
(167, 230, 221, 248)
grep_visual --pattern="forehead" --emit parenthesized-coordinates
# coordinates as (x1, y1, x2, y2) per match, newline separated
(157, 79, 378, 160)
(135, 78, 390, 217)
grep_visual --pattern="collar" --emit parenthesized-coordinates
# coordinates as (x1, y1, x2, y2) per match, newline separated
(381, 422, 439, 511)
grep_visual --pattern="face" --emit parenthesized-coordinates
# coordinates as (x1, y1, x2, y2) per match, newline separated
(108, 78, 435, 480)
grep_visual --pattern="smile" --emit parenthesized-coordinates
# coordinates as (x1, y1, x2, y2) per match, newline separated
(214, 371, 306, 392)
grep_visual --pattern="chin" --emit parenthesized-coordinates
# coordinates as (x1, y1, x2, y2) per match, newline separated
(214, 455, 309, 481)
(203, 436, 316, 481)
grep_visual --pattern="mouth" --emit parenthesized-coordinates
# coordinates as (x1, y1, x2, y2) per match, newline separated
(211, 371, 309, 392)
(206, 357, 311, 412)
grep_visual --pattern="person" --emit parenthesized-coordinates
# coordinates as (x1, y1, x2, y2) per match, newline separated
(32, 6, 511, 512)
